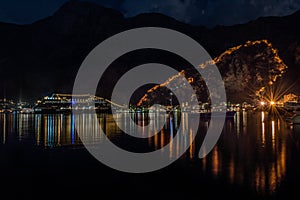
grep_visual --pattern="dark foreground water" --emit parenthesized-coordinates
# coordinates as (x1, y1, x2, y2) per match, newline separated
(0, 111, 299, 199)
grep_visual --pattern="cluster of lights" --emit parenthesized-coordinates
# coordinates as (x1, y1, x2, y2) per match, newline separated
(260, 101, 276, 106)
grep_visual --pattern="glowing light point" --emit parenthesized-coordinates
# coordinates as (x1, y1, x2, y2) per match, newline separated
(260, 101, 265, 106)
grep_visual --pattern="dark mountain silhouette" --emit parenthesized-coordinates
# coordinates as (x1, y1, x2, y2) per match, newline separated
(0, 0, 299, 103)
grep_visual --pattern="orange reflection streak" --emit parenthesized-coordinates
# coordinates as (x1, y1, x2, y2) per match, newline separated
(18, 114, 22, 137)
(160, 129, 164, 149)
(236, 111, 240, 137)
(243, 111, 247, 133)
(261, 112, 265, 147)
(262, 122, 265, 146)
(3, 114, 6, 144)
(255, 167, 266, 194)
(44, 115, 47, 147)
(212, 146, 220, 177)
(66, 115, 71, 144)
(272, 120, 275, 152)
(57, 115, 61, 146)
(169, 137, 173, 160)
(229, 157, 235, 183)
(36, 115, 41, 145)
(201, 145, 207, 172)
(189, 129, 194, 159)
(176, 131, 180, 158)
(154, 129, 159, 150)
(279, 141, 286, 182)
(269, 164, 277, 193)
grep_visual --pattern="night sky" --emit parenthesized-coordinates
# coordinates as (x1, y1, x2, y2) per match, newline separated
(0, 0, 300, 27)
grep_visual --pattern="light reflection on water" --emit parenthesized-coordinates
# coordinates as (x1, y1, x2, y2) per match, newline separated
(0, 111, 299, 195)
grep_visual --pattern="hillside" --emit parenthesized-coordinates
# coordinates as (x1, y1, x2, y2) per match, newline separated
(0, 0, 299, 103)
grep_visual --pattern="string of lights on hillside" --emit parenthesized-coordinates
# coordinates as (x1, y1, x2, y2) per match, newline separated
(137, 39, 288, 106)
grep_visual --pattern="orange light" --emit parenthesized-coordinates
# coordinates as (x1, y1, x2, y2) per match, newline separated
(270, 101, 275, 105)
(260, 101, 265, 106)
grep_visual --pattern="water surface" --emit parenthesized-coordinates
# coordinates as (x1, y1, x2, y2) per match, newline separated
(0, 111, 299, 199)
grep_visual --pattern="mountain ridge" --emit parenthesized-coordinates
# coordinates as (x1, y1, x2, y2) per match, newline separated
(0, 0, 299, 103)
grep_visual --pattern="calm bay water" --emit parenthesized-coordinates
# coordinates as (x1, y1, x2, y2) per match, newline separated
(0, 111, 299, 199)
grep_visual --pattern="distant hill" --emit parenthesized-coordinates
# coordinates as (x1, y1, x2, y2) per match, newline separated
(0, 0, 299, 103)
